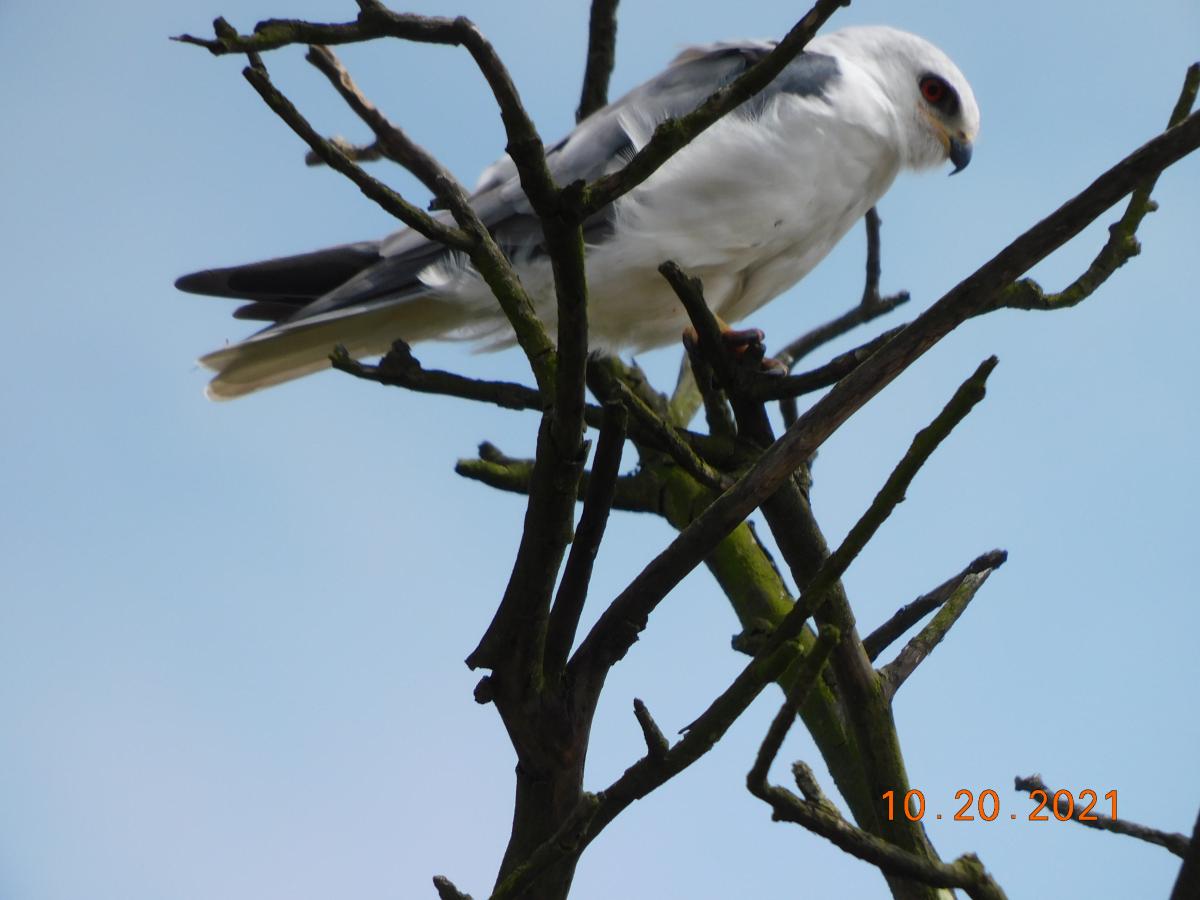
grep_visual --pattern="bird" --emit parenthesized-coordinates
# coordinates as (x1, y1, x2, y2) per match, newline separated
(178, 25, 980, 399)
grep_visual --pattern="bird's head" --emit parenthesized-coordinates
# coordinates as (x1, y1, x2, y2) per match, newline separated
(825, 26, 980, 175)
(911, 66, 979, 175)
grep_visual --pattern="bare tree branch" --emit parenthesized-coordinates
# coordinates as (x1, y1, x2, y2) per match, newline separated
(746, 625, 840, 789)
(544, 402, 628, 674)
(751, 325, 905, 403)
(433, 875, 474, 900)
(632, 698, 669, 760)
(576, 0, 620, 122)
(589, 372, 728, 491)
(996, 63, 1199, 314)
(776, 210, 910, 369)
(746, 632, 1007, 900)
(455, 445, 657, 515)
(863, 549, 1008, 661)
(879, 568, 997, 700)
(304, 135, 386, 166)
(576, 0, 850, 216)
(773, 209, 909, 426)
(240, 60, 470, 249)
(331, 342, 545, 410)
(235, 53, 558, 396)
(179, 10, 562, 206)
(751, 775, 1008, 900)
(573, 353, 996, 731)
(1015, 775, 1192, 857)
(566, 104, 1200, 695)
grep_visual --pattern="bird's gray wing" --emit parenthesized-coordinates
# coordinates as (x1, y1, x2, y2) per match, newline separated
(182, 43, 839, 327)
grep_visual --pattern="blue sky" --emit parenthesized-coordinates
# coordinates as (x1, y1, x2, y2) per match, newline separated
(1, 1, 1198, 898)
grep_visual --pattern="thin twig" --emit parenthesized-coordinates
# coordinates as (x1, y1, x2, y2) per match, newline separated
(545, 402, 629, 674)
(597, 376, 728, 492)
(860, 208, 903, 307)
(237, 56, 557, 396)
(999, 63, 1200, 314)
(241, 62, 470, 250)
(864, 550, 1008, 661)
(776, 213, 909, 369)
(576, 0, 850, 217)
(752, 326, 905, 403)
(792, 761, 833, 807)
(746, 626, 840, 789)
(336, 345, 731, 471)
(1015, 775, 1191, 857)
(632, 698, 669, 760)
(304, 136, 385, 166)
(879, 569, 996, 700)
(751, 777, 1008, 900)
(746, 628, 1007, 900)
(332, 343, 545, 410)
(304, 43, 441, 171)
(686, 349, 737, 438)
(182, 11, 563, 212)
(576, 0, 620, 122)
(825, 357, 996, 583)
(432, 875, 474, 900)
(455, 447, 657, 515)
(773, 208, 909, 426)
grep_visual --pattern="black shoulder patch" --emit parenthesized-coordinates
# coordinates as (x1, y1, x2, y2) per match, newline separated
(738, 50, 840, 117)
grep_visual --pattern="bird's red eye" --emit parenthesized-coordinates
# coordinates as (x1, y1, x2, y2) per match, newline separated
(920, 77, 946, 104)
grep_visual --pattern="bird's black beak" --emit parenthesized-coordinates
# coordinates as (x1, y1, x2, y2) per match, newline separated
(948, 136, 973, 175)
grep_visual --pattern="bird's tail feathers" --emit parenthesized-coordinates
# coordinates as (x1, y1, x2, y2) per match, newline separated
(200, 296, 467, 400)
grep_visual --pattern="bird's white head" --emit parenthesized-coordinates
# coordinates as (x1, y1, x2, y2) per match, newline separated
(819, 26, 981, 174)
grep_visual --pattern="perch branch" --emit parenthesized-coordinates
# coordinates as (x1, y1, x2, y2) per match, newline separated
(752, 326, 905, 403)
(331, 343, 546, 411)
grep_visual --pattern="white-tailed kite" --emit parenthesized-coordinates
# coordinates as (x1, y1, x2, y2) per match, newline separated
(178, 25, 979, 399)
